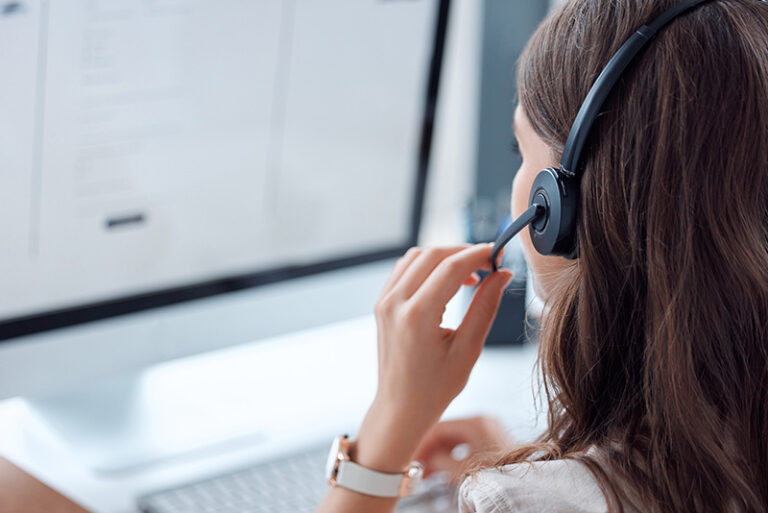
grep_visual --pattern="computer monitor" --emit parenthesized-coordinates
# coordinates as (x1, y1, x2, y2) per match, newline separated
(0, 0, 449, 401)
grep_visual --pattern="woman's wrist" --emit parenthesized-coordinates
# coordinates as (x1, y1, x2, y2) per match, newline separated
(352, 400, 436, 474)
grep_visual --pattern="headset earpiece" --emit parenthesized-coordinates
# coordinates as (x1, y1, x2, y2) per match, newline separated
(528, 167, 579, 258)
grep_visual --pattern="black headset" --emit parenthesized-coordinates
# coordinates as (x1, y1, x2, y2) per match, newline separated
(490, 0, 714, 271)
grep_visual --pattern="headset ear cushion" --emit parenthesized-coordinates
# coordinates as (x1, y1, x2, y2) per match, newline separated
(527, 167, 579, 257)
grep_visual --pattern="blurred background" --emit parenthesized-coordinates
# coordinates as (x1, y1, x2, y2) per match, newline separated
(0, 1, 553, 512)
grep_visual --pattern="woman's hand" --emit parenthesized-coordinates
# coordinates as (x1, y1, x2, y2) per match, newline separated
(414, 416, 514, 483)
(352, 244, 514, 473)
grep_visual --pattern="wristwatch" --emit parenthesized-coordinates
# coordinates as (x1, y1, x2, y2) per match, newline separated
(325, 434, 423, 498)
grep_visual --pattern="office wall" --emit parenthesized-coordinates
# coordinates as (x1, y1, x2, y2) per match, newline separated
(474, 1, 549, 220)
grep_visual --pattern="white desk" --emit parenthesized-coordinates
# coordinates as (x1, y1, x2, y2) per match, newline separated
(0, 314, 541, 513)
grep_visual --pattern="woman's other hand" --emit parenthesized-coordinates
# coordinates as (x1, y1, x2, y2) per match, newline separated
(352, 245, 514, 474)
(414, 416, 514, 483)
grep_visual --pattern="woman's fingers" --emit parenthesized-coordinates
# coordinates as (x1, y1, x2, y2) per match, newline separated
(410, 244, 502, 316)
(382, 244, 500, 302)
(379, 247, 422, 297)
(389, 245, 472, 299)
(454, 270, 514, 359)
(462, 272, 481, 287)
(413, 419, 467, 464)
(414, 422, 468, 479)
(415, 418, 479, 480)
(414, 417, 515, 479)
(421, 450, 467, 481)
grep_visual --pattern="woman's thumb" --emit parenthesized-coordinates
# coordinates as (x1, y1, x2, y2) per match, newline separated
(456, 270, 514, 352)
(422, 449, 467, 480)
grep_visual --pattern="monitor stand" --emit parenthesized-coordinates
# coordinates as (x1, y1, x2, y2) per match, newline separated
(12, 261, 395, 474)
(27, 373, 263, 475)
(24, 311, 382, 475)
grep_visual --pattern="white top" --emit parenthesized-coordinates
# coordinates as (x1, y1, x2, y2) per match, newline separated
(458, 459, 611, 513)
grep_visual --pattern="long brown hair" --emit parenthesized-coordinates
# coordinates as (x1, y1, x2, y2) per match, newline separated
(496, 0, 768, 511)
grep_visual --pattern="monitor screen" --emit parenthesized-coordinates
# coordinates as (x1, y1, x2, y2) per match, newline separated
(0, 0, 448, 340)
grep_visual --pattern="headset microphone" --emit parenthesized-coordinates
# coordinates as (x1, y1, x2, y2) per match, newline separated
(489, 0, 714, 271)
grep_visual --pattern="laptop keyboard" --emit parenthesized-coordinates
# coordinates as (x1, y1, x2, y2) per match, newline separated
(137, 444, 457, 513)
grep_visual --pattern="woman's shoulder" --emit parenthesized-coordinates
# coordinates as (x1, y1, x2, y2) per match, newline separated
(458, 458, 609, 513)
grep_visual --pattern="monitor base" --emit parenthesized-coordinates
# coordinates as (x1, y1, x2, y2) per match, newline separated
(23, 312, 382, 475)
(27, 373, 269, 475)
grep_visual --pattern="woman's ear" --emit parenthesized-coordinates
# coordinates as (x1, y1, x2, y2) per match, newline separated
(511, 107, 572, 302)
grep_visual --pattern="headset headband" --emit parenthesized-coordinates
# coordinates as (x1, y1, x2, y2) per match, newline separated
(559, 0, 713, 177)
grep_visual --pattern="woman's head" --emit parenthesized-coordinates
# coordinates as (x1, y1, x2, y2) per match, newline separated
(507, 0, 768, 511)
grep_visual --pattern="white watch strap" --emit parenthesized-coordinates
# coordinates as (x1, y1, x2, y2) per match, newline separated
(336, 460, 407, 498)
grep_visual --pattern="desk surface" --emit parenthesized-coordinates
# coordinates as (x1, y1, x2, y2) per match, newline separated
(0, 314, 541, 513)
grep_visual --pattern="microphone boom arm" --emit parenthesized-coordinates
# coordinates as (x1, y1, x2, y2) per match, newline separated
(490, 203, 545, 272)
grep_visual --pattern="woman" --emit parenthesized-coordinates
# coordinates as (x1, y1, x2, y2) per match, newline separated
(318, 0, 768, 511)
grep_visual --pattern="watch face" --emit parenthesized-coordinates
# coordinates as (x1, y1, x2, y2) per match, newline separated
(325, 435, 343, 480)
